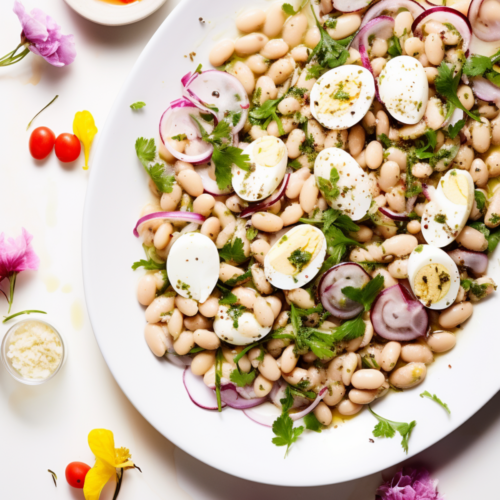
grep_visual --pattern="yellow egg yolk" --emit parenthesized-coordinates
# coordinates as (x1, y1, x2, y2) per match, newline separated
(253, 136, 285, 167)
(414, 263, 451, 306)
(442, 172, 469, 206)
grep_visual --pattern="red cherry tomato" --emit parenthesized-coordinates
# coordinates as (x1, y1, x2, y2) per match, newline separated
(55, 133, 81, 163)
(29, 126, 55, 160)
(65, 461, 91, 489)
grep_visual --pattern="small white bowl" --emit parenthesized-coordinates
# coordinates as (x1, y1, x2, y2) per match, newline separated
(63, 0, 168, 26)
(1, 319, 66, 385)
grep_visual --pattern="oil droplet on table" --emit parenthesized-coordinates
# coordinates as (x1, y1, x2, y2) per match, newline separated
(44, 275, 60, 293)
(71, 300, 84, 331)
(25, 56, 43, 86)
(62, 284, 72, 294)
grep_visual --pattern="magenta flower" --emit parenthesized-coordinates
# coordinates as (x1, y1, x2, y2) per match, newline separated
(0, 1, 76, 68)
(376, 467, 444, 500)
(0, 228, 39, 313)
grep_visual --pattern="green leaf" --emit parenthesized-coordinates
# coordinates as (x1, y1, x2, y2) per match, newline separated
(272, 414, 304, 457)
(341, 274, 385, 312)
(447, 119, 466, 139)
(131, 258, 165, 271)
(135, 137, 156, 168)
(225, 269, 252, 286)
(420, 391, 451, 414)
(317, 167, 340, 202)
(463, 53, 493, 77)
(215, 348, 224, 412)
(217, 282, 238, 305)
(130, 101, 146, 110)
(330, 314, 366, 342)
(282, 3, 297, 16)
(288, 159, 302, 170)
(387, 35, 402, 58)
(486, 70, 500, 87)
(147, 163, 175, 193)
(415, 130, 438, 160)
(230, 368, 256, 387)
(369, 407, 416, 454)
(227, 304, 246, 328)
(435, 62, 481, 122)
(474, 190, 487, 211)
(171, 133, 187, 141)
(487, 228, 500, 253)
(219, 237, 248, 264)
(246, 227, 258, 241)
(378, 133, 393, 149)
(304, 412, 323, 432)
(288, 249, 313, 273)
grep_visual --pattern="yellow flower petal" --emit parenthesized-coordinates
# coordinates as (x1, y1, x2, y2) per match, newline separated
(83, 460, 116, 500)
(115, 447, 134, 468)
(73, 110, 98, 170)
(88, 429, 116, 467)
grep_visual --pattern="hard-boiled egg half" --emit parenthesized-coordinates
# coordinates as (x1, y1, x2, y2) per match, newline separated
(310, 65, 375, 130)
(213, 304, 271, 346)
(167, 232, 219, 303)
(264, 225, 326, 290)
(232, 136, 287, 201)
(422, 169, 474, 248)
(314, 147, 372, 221)
(378, 56, 428, 124)
(408, 244, 460, 310)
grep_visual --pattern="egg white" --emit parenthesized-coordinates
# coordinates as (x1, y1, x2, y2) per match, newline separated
(421, 169, 474, 248)
(378, 56, 428, 125)
(314, 147, 372, 221)
(408, 244, 460, 310)
(264, 225, 327, 290)
(310, 65, 375, 130)
(213, 304, 271, 346)
(232, 136, 287, 202)
(167, 232, 219, 303)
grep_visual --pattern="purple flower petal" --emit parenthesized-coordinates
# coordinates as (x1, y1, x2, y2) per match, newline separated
(376, 467, 444, 500)
(13, 1, 49, 44)
(0, 228, 40, 280)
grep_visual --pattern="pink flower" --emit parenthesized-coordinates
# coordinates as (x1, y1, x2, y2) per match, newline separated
(376, 467, 444, 500)
(0, 1, 76, 68)
(0, 228, 39, 313)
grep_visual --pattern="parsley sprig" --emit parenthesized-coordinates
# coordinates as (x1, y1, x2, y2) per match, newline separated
(135, 138, 175, 193)
(272, 386, 304, 456)
(230, 368, 256, 387)
(369, 407, 416, 454)
(219, 237, 248, 264)
(420, 391, 451, 414)
(341, 274, 385, 311)
(463, 50, 500, 87)
(316, 167, 340, 203)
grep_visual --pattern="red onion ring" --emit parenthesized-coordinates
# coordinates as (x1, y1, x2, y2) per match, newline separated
(371, 284, 429, 341)
(422, 184, 437, 202)
(240, 174, 291, 218)
(290, 387, 328, 421)
(472, 76, 500, 106)
(350, 16, 395, 50)
(378, 196, 417, 221)
(360, 0, 424, 28)
(220, 384, 268, 409)
(448, 249, 489, 276)
(166, 353, 192, 367)
(196, 162, 234, 196)
(133, 211, 206, 237)
(468, 0, 500, 41)
(359, 45, 382, 103)
(332, 0, 375, 13)
(243, 403, 281, 427)
(183, 367, 227, 411)
(412, 7, 473, 54)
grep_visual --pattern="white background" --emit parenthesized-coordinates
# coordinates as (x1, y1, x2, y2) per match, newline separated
(0, 0, 499, 498)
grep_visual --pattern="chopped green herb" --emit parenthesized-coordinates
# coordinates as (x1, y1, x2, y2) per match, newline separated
(420, 391, 451, 414)
(219, 237, 248, 264)
(304, 412, 323, 432)
(369, 407, 416, 454)
(316, 167, 340, 202)
(230, 368, 256, 387)
(215, 348, 224, 412)
(130, 101, 146, 110)
(171, 133, 187, 141)
(225, 269, 252, 287)
(135, 138, 175, 193)
(474, 190, 487, 211)
(288, 249, 313, 273)
(489, 213, 500, 225)
(272, 386, 304, 457)
(227, 304, 246, 328)
(387, 35, 402, 58)
(246, 227, 258, 241)
(378, 133, 393, 149)
(434, 214, 447, 224)
(447, 119, 466, 139)
(341, 274, 385, 312)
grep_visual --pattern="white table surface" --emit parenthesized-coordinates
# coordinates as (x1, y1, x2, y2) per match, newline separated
(1, 1, 499, 498)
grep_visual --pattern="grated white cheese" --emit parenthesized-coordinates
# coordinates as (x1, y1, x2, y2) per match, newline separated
(7, 321, 63, 379)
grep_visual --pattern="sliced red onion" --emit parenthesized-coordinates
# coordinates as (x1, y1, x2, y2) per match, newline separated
(332, 0, 375, 13)
(133, 211, 206, 237)
(361, 0, 424, 28)
(448, 249, 489, 276)
(269, 380, 310, 409)
(378, 206, 411, 221)
(243, 403, 282, 428)
(240, 174, 291, 218)
(422, 184, 436, 202)
(359, 45, 382, 103)
(166, 353, 192, 367)
(472, 76, 500, 106)
(290, 387, 328, 421)
(406, 195, 417, 213)
(371, 284, 429, 341)
(196, 161, 234, 196)
(184, 70, 250, 134)
(159, 98, 214, 164)
(351, 16, 395, 50)
(318, 263, 371, 319)
(412, 7, 473, 54)
(468, 0, 500, 41)
(219, 384, 267, 409)
(181, 71, 195, 87)
(183, 367, 227, 411)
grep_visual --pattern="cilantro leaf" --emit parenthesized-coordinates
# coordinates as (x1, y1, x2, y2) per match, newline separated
(463, 53, 493, 77)
(405, 151, 423, 198)
(387, 35, 402, 58)
(447, 119, 466, 139)
(230, 368, 256, 387)
(225, 269, 252, 286)
(135, 137, 156, 167)
(147, 163, 175, 193)
(415, 130, 437, 160)
(217, 282, 238, 305)
(282, 3, 297, 15)
(330, 314, 366, 342)
(131, 258, 165, 271)
(474, 190, 487, 211)
(420, 391, 451, 414)
(272, 414, 304, 456)
(249, 96, 286, 135)
(435, 62, 481, 122)
(341, 274, 385, 312)
(246, 227, 258, 241)
(130, 101, 146, 110)
(303, 412, 323, 432)
(369, 407, 416, 454)
(172, 133, 187, 141)
(219, 237, 248, 264)
(316, 167, 340, 202)
(378, 133, 393, 149)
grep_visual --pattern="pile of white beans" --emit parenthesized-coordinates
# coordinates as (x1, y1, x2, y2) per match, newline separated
(136, 1, 498, 426)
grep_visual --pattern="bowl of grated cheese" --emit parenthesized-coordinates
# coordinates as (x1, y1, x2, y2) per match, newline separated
(1, 319, 66, 385)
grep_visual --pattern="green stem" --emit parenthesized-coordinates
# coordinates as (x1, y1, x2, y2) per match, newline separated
(112, 470, 123, 500)
(0, 46, 30, 67)
(0, 43, 22, 62)
(7, 273, 17, 314)
(3, 310, 47, 323)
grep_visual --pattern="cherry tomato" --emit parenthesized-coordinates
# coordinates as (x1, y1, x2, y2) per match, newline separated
(65, 461, 91, 489)
(55, 133, 81, 163)
(29, 126, 55, 160)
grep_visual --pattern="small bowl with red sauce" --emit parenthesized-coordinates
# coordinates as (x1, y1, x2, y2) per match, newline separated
(63, 0, 168, 26)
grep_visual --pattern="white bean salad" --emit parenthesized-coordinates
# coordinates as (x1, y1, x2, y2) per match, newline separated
(133, 0, 500, 455)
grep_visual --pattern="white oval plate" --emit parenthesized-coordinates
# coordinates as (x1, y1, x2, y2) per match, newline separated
(64, 0, 167, 26)
(83, 0, 500, 486)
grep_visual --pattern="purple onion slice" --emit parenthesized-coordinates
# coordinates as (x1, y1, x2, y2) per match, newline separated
(359, 45, 382, 103)
(468, 0, 500, 41)
(319, 263, 372, 319)
(183, 367, 227, 411)
(448, 248, 489, 276)
(243, 403, 282, 427)
(371, 284, 429, 341)
(240, 174, 291, 218)
(332, 0, 375, 13)
(412, 7, 473, 54)
(472, 76, 500, 106)
(360, 0, 424, 28)
(220, 384, 267, 409)
(290, 387, 328, 421)
(350, 16, 395, 50)
(196, 161, 234, 196)
(133, 211, 206, 237)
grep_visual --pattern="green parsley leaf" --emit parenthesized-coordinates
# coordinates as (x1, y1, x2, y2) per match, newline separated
(135, 137, 156, 167)
(333, 82, 350, 100)
(171, 133, 187, 141)
(420, 391, 451, 414)
(224, 110, 242, 127)
(468, 221, 490, 238)
(282, 3, 297, 15)
(490, 213, 500, 225)
(463, 53, 493, 77)
(195, 63, 203, 74)
(130, 101, 146, 110)
(219, 237, 248, 264)
(474, 190, 487, 211)
(215, 348, 224, 412)
(387, 34, 403, 58)
(341, 274, 385, 312)
(378, 133, 393, 149)
(330, 314, 366, 342)
(288, 159, 303, 170)
(288, 249, 313, 273)
(447, 119, 466, 139)
(131, 258, 165, 271)
(217, 282, 238, 305)
(369, 407, 416, 454)
(230, 368, 256, 387)
(486, 70, 500, 87)
(227, 304, 246, 328)
(147, 163, 175, 193)
(415, 129, 437, 160)
(299, 131, 319, 164)
(246, 227, 259, 241)
(487, 227, 500, 253)
(469, 281, 489, 299)
(317, 167, 340, 202)
(303, 412, 323, 432)
(189, 346, 205, 354)
(324, 18, 337, 29)
(272, 414, 304, 457)
(225, 269, 252, 287)
(405, 151, 423, 198)
(435, 62, 481, 122)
